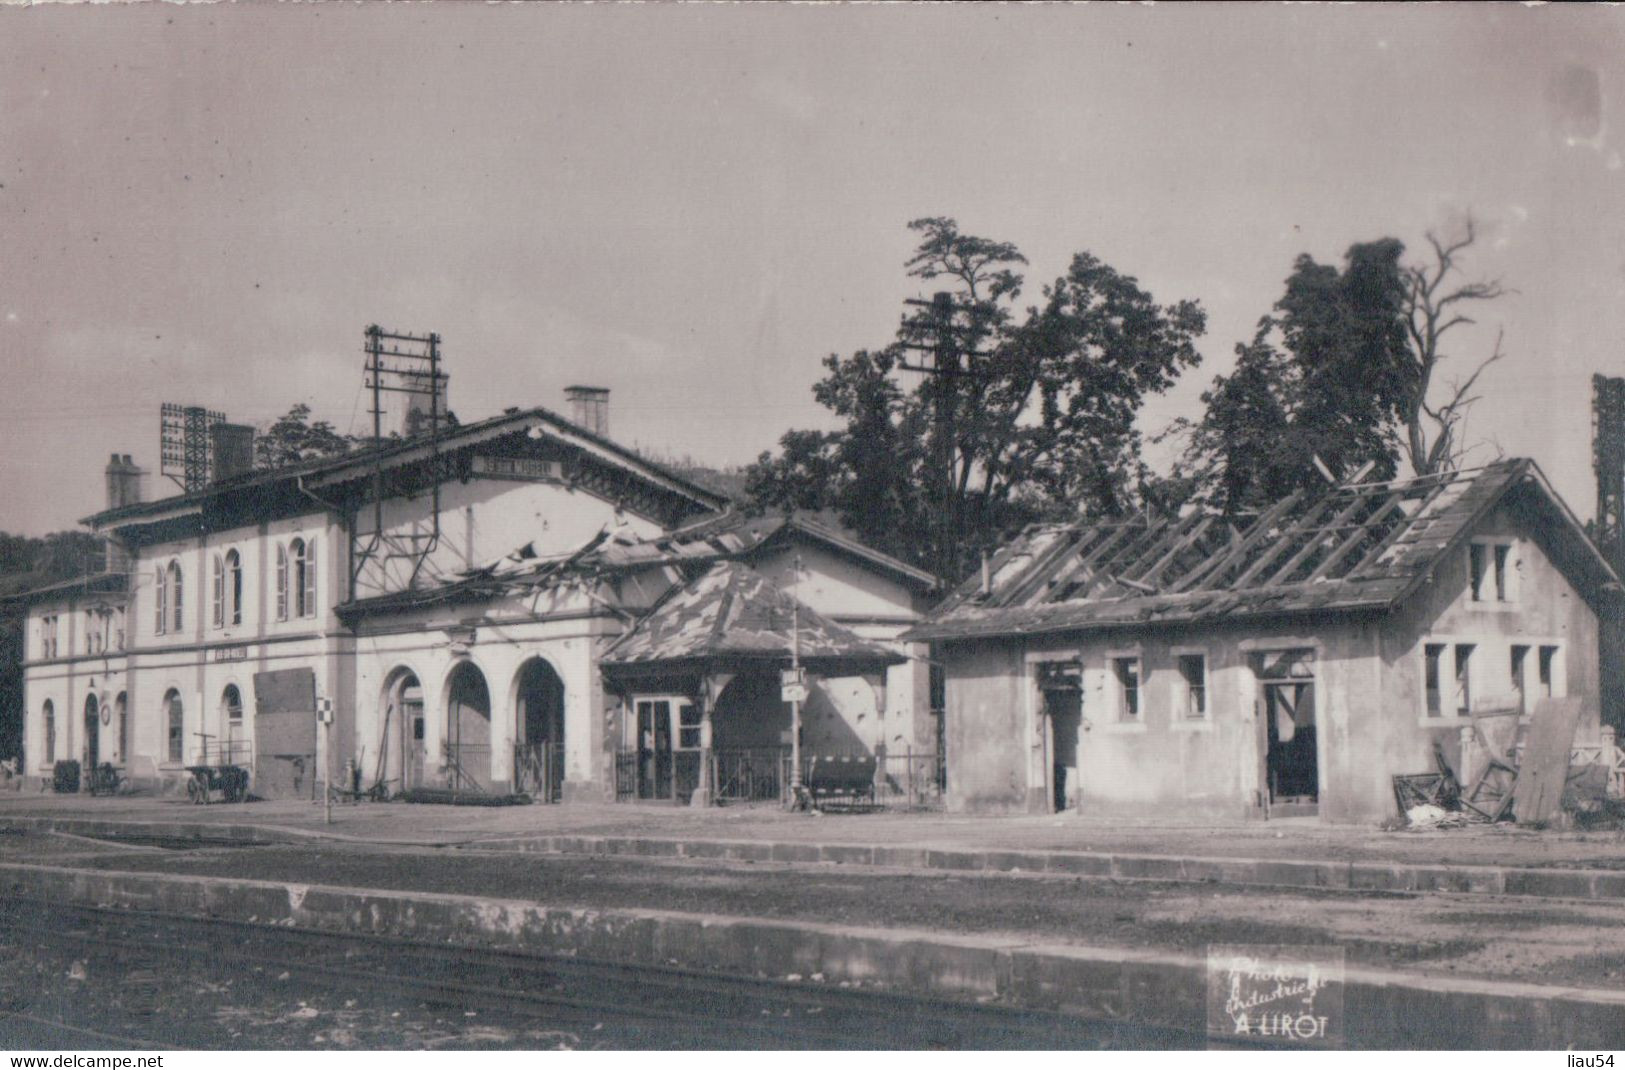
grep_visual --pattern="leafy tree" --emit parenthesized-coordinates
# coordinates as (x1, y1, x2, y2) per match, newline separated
(254, 404, 354, 471)
(1176, 227, 1505, 515)
(747, 218, 1206, 580)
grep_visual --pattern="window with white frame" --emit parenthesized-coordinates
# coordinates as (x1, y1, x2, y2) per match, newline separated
(677, 701, 702, 749)
(1469, 540, 1518, 604)
(1177, 653, 1208, 720)
(39, 615, 57, 659)
(1111, 656, 1141, 721)
(290, 537, 317, 619)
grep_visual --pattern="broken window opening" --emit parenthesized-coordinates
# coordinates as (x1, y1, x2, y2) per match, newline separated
(1424, 644, 1445, 717)
(1454, 643, 1475, 716)
(1510, 644, 1530, 714)
(1469, 544, 1487, 601)
(1178, 654, 1207, 719)
(1538, 645, 1559, 698)
(1112, 657, 1140, 721)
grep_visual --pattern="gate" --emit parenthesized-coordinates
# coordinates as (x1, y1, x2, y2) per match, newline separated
(514, 740, 563, 802)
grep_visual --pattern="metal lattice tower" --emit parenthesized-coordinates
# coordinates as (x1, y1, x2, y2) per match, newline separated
(159, 403, 225, 492)
(1594, 374, 1625, 569)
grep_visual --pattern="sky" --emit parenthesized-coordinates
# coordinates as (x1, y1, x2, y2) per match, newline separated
(3, 3, 1624, 536)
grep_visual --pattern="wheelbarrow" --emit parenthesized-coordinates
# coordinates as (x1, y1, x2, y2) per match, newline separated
(184, 764, 249, 804)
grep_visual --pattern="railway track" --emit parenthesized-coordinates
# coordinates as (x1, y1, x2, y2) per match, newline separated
(0, 898, 1232, 1049)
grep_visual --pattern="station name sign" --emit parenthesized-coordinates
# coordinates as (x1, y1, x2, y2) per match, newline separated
(211, 645, 249, 662)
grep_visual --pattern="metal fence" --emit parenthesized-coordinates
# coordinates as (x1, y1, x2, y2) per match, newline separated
(514, 741, 563, 803)
(873, 749, 945, 809)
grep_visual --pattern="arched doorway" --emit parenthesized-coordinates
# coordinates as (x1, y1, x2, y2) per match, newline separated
(83, 693, 100, 770)
(514, 658, 565, 802)
(445, 662, 492, 792)
(384, 669, 426, 793)
(220, 685, 246, 763)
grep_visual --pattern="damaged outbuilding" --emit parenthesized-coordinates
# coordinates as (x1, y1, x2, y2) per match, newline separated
(904, 459, 1624, 823)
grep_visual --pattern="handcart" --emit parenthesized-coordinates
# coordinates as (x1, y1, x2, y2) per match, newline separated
(185, 733, 252, 804)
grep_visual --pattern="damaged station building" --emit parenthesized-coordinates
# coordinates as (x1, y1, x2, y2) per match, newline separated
(904, 460, 1623, 823)
(7, 379, 940, 806)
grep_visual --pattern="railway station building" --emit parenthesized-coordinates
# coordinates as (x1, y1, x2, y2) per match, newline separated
(8, 392, 938, 805)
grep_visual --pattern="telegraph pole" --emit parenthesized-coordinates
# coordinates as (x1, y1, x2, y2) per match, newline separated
(787, 552, 804, 805)
(900, 291, 991, 582)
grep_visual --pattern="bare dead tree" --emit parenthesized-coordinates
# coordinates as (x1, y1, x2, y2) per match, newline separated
(1401, 216, 1511, 475)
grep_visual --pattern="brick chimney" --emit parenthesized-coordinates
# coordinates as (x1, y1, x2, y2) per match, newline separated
(104, 454, 142, 510)
(564, 386, 610, 438)
(103, 454, 143, 573)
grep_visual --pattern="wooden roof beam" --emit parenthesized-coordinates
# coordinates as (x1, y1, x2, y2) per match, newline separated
(1168, 489, 1307, 594)
(1131, 514, 1216, 588)
(1257, 491, 1385, 588)
(1342, 479, 1455, 579)
(1038, 522, 1144, 602)
(1303, 492, 1406, 582)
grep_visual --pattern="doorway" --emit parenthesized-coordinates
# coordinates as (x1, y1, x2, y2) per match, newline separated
(387, 671, 426, 793)
(515, 658, 565, 802)
(445, 662, 492, 792)
(1037, 660, 1084, 812)
(83, 694, 100, 770)
(635, 698, 673, 800)
(1255, 649, 1318, 816)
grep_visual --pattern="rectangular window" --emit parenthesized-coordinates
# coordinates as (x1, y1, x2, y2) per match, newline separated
(1424, 644, 1445, 717)
(1493, 545, 1511, 602)
(211, 556, 224, 629)
(1538, 645, 1559, 698)
(677, 702, 702, 750)
(1454, 643, 1475, 716)
(1510, 644, 1530, 713)
(1469, 544, 1487, 601)
(1178, 654, 1207, 720)
(1113, 657, 1140, 720)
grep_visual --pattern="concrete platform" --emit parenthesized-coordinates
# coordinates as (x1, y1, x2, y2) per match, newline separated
(6, 793, 1625, 902)
(3, 859, 1620, 1049)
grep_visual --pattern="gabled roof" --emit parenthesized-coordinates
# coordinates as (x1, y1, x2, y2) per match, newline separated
(82, 406, 727, 530)
(601, 560, 903, 671)
(905, 459, 1621, 643)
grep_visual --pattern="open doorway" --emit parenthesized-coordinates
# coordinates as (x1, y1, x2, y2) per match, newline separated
(1255, 649, 1318, 816)
(515, 658, 565, 802)
(445, 662, 492, 792)
(1037, 660, 1083, 812)
(82, 693, 100, 771)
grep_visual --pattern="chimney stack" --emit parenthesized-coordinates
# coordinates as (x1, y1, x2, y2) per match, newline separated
(210, 423, 256, 482)
(105, 454, 143, 510)
(564, 385, 610, 438)
(103, 454, 143, 574)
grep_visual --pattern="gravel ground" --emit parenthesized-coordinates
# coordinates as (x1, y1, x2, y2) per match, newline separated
(21, 832, 1625, 991)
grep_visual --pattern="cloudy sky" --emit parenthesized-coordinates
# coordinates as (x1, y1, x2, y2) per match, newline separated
(2, 3, 1623, 536)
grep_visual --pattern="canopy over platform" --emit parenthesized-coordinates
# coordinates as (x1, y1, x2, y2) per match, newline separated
(601, 560, 903, 682)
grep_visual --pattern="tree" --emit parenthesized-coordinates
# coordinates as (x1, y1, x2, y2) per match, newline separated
(746, 218, 1206, 580)
(1400, 219, 1508, 475)
(1176, 227, 1506, 515)
(254, 404, 354, 471)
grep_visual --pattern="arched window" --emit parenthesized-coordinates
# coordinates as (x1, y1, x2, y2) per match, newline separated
(167, 560, 184, 633)
(154, 566, 168, 635)
(222, 684, 243, 725)
(41, 700, 55, 765)
(275, 543, 288, 621)
(211, 554, 224, 628)
(292, 538, 317, 619)
(165, 689, 184, 763)
(226, 549, 242, 626)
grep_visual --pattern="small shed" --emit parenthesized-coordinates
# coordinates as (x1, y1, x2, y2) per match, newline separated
(600, 560, 903, 804)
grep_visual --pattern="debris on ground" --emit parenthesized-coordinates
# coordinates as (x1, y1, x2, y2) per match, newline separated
(1402, 805, 1467, 831)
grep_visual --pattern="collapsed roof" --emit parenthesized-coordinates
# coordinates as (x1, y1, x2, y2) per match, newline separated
(904, 459, 1621, 643)
(601, 560, 903, 675)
